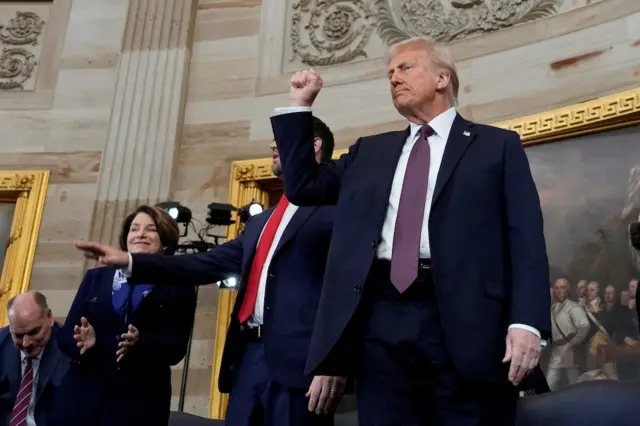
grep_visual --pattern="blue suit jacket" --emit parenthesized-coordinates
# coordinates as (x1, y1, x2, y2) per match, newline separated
(49, 267, 196, 426)
(126, 204, 334, 392)
(271, 111, 551, 382)
(0, 323, 69, 426)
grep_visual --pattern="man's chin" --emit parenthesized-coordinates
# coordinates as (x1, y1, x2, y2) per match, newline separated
(272, 165, 282, 178)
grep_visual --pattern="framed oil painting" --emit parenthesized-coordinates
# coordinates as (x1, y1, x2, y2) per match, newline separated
(0, 171, 49, 325)
(531, 123, 640, 388)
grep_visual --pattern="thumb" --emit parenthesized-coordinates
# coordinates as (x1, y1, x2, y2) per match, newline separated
(80, 316, 89, 327)
(502, 335, 512, 363)
(305, 390, 310, 398)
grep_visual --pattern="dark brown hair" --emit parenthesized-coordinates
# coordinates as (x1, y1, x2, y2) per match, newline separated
(118, 205, 180, 255)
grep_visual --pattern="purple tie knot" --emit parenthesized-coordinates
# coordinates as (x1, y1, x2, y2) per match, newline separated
(420, 124, 434, 138)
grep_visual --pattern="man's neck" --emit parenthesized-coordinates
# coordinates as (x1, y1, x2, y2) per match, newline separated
(403, 102, 452, 125)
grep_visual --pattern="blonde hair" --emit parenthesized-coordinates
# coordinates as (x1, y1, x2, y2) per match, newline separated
(386, 37, 459, 107)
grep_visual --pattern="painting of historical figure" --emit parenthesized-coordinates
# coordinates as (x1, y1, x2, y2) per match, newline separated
(527, 124, 640, 389)
(0, 202, 15, 274)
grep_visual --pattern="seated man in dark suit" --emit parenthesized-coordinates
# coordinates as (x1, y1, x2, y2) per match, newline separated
(0, 291, 69, 426)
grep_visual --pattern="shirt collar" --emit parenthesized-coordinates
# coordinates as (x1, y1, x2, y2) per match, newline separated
(21, 348, 44, 364)
(408, 107, 457, 142)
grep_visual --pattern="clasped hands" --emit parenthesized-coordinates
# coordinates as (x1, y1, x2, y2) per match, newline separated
(73, 316, 140, 362)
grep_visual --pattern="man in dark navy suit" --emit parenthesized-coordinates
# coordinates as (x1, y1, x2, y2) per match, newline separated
(269, 36, 551, 426)
(0, 292, 69, 426)
(75, 118, 344, 426)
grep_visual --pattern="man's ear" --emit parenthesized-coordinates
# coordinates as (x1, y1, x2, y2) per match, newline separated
(435, 71, 450, 92)
(313, 137, 323, 156)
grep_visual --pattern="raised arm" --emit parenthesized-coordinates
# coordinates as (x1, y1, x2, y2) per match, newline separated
(128, 237, 243, 285)
(272, 110, 359, 206)
(75, 232, 245, 287)
(270, 69, 359, 206)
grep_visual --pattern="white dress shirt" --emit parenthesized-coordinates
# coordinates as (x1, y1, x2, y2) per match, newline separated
(273, 106, 542, 340)
(19, 351, 42, 426)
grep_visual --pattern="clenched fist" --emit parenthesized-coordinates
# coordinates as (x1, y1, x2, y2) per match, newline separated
(290, 69, 323, 107)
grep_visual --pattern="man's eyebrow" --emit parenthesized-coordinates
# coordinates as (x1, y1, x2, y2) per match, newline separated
(12, 326, 39, 335)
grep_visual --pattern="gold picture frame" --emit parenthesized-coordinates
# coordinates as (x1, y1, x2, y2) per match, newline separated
(0, 171, 50, 324)
(208, 87, 640, 418)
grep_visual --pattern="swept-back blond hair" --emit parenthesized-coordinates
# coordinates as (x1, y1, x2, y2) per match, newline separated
(386, 37, 459, 107)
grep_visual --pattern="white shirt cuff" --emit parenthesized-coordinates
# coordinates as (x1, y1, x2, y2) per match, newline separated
(123, 252, 132, 277)
(509, 323, 546, 346)
(273, 106, 312, 115)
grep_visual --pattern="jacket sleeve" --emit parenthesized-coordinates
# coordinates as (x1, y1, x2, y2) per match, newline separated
(502, 131, 551, 339)
(129, 232, 245, 286)
(271, 111, 360, 206)
(129, 285, 198, 366)
(56, 270, 106, 364)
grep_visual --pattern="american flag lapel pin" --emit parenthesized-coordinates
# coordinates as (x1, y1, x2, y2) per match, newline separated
(463, 131, 471, 136)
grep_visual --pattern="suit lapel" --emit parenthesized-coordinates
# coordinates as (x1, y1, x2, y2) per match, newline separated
(236, 210, 273, 293)
(36, 328, 61, 400)
(273, 206, 317, 256)
(432, 115, 476, 207)
(8, 345, 20, 398)
(371, 129, 410, 213)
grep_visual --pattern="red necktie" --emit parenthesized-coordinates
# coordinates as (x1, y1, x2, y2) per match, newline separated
(238, 195, 290, 323)
(10, 357, 33, 426)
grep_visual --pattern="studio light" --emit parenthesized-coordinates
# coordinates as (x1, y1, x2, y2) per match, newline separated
(238, 201, 264, 223)
(156, 201, 192, 224)
(206, 202, 236, 226)
(218, 276, 238, 289)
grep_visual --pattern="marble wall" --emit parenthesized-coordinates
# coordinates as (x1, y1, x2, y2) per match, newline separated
(0, 0, 639, 418)
(0, 0, 199, 413)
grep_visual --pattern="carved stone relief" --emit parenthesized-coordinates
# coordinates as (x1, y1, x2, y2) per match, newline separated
(290, 0, 567, 66)
(0, 11, 45, 90)
(290, 0, 376, 66)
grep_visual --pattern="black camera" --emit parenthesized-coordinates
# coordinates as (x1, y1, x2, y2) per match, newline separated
(630, 221, 640, 251)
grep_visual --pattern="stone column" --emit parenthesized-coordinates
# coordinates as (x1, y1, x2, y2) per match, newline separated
(89, 0, 196, 246)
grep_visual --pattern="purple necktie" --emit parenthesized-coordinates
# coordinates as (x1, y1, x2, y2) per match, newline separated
(390, 125, 434, 292)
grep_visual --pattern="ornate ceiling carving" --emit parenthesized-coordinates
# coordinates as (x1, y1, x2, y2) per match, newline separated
(290, 0, 565, 66)
(0, 11, 45, 90)
(291, 0, 375, 67)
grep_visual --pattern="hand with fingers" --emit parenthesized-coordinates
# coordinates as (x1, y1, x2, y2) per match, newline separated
(306, 375, 346, 415)
(74, 316, 96, 355)
(74, 240, 130, 268)
(117, 324, 140, 362)
(290, 69, 323, 108)
(502, 327, 541, 386)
